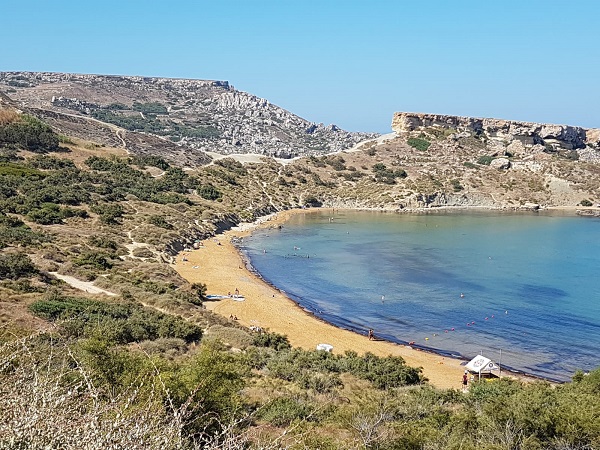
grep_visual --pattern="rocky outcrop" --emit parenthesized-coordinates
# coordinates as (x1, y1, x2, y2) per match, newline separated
(0, 72, 378, 159)
(392, 112, 599, 151)
(404, 192, 498, 209)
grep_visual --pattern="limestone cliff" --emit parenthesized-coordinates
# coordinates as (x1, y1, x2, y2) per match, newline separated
(392, 112, 599, 151)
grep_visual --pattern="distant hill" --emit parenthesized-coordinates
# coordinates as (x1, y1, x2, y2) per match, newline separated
(0, 72, 378, 165)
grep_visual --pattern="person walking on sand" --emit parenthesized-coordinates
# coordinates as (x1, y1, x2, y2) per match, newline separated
(368, 329, 374, 340)
(462, 371, 468, 391)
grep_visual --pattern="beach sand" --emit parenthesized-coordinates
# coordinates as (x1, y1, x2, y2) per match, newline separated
(174, 210, 510, 390)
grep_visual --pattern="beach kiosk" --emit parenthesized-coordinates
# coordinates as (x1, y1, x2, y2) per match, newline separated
(465, 354, 500, 380)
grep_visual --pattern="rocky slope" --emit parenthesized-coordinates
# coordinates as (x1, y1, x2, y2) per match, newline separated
(0, 72, 377, 162)
(392, 112, 600, 155)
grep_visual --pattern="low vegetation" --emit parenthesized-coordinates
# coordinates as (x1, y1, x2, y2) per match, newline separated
(1, 107, 600, 447)
(407, 136, 431, 151)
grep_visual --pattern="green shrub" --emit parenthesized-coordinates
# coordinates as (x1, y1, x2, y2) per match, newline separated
(132, 101, 168, 115)
(0, 114, 60, 152)
(131, 155, 170, 170)
(258, 397, 314, 426)
(0, 252, 38, 279)
(253, 331, 291, 350)
(88, 235, 118, 250)
(477, 155, 493, 165)
(27, 203, 84, 225)
(407, 137, 431, 151)
(580, 199, 593, 207)
(90, 202, 123, 224)
(451, 179, 464, 192)
(73, 251, 113, 270)
(28, 155, 75, 170)
(372, 163, 407, 184)
(148, 215, 173, 229)
(29, 295, 202, 344)
(198, 184, 221, 200)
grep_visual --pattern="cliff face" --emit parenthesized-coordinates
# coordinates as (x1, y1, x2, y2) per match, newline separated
(392, 112, 599, 151)
(0, 72, 378, 161)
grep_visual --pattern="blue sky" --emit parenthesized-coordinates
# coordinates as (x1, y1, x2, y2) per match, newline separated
(2, 1, 598, 132)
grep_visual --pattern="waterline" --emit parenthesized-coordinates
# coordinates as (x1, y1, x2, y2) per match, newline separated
(242, 209, 600, 382)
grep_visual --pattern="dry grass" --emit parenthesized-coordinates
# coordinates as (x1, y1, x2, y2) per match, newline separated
(0, 108, 19, 125)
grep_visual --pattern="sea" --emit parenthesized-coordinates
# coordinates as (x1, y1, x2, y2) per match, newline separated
(240, 209, 600, 382)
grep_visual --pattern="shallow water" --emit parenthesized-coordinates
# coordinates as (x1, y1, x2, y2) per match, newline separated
(242, 210, 600, 381)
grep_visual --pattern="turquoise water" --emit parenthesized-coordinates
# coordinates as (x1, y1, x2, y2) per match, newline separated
(241, 210, 600, 381)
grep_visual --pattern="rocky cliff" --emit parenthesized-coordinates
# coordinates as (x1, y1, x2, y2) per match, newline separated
(0, 72, 378, 161)
(392, 112, 599, 151)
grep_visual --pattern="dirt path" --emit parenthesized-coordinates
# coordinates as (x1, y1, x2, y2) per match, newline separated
(50, 272, 117, 296)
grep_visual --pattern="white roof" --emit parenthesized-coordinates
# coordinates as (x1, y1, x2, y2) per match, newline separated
(465, 355, 498, 373)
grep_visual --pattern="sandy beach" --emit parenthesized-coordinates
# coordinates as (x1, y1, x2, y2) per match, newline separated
(175, 209, 520, 390)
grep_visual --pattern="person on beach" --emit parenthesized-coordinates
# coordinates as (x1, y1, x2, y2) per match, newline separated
(235, 288, 239, 295)
(462, 371, 468, 390)
(368, 329, 374, 340)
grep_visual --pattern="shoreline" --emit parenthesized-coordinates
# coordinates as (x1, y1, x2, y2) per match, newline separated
(174, 208, 555, 388)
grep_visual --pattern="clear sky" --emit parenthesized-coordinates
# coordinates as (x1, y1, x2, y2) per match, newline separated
(2, 0, 599, 132)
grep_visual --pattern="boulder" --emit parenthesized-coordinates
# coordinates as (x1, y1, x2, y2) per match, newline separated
(490, 157, 511, 170)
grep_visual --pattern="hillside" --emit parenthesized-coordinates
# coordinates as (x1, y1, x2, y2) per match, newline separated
(1, 90, 600, 448)
(0, 72, 378, 163)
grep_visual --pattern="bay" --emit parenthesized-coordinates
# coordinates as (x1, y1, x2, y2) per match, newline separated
(241, 210, 600, 381)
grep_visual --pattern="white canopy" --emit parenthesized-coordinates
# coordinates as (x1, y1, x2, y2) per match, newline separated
(465, 355, 499, 374)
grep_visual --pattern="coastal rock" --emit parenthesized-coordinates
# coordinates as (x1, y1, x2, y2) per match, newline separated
(391, 112, 595, 151)
(407, 192, 497, 209)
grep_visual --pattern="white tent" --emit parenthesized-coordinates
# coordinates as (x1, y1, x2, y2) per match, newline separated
(465, 355, 500, 379)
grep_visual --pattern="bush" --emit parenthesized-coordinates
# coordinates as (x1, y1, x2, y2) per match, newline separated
(0, 252, 38, 279)
(131, 155, 170, 170)
(253, 331, 291, 350)
(148, 215, 173, 229)
(73, 251, 114, 270)
(29, 295, 202, 344)
(198, 184, 221, 201)
(27, 203, 84, 225)
(477, 155, 493, 165)
(28, 155, 75, 170)
(372, 163, 407, 184)
(580, 199, 593, 207)
(258, 397, 314, 426)
(451, 179, 464, 192)
(90, 202, 124, 224)
(132, 101, 168, 115)
(0, 114, 60, 152)
(407, 137, 431, 151)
